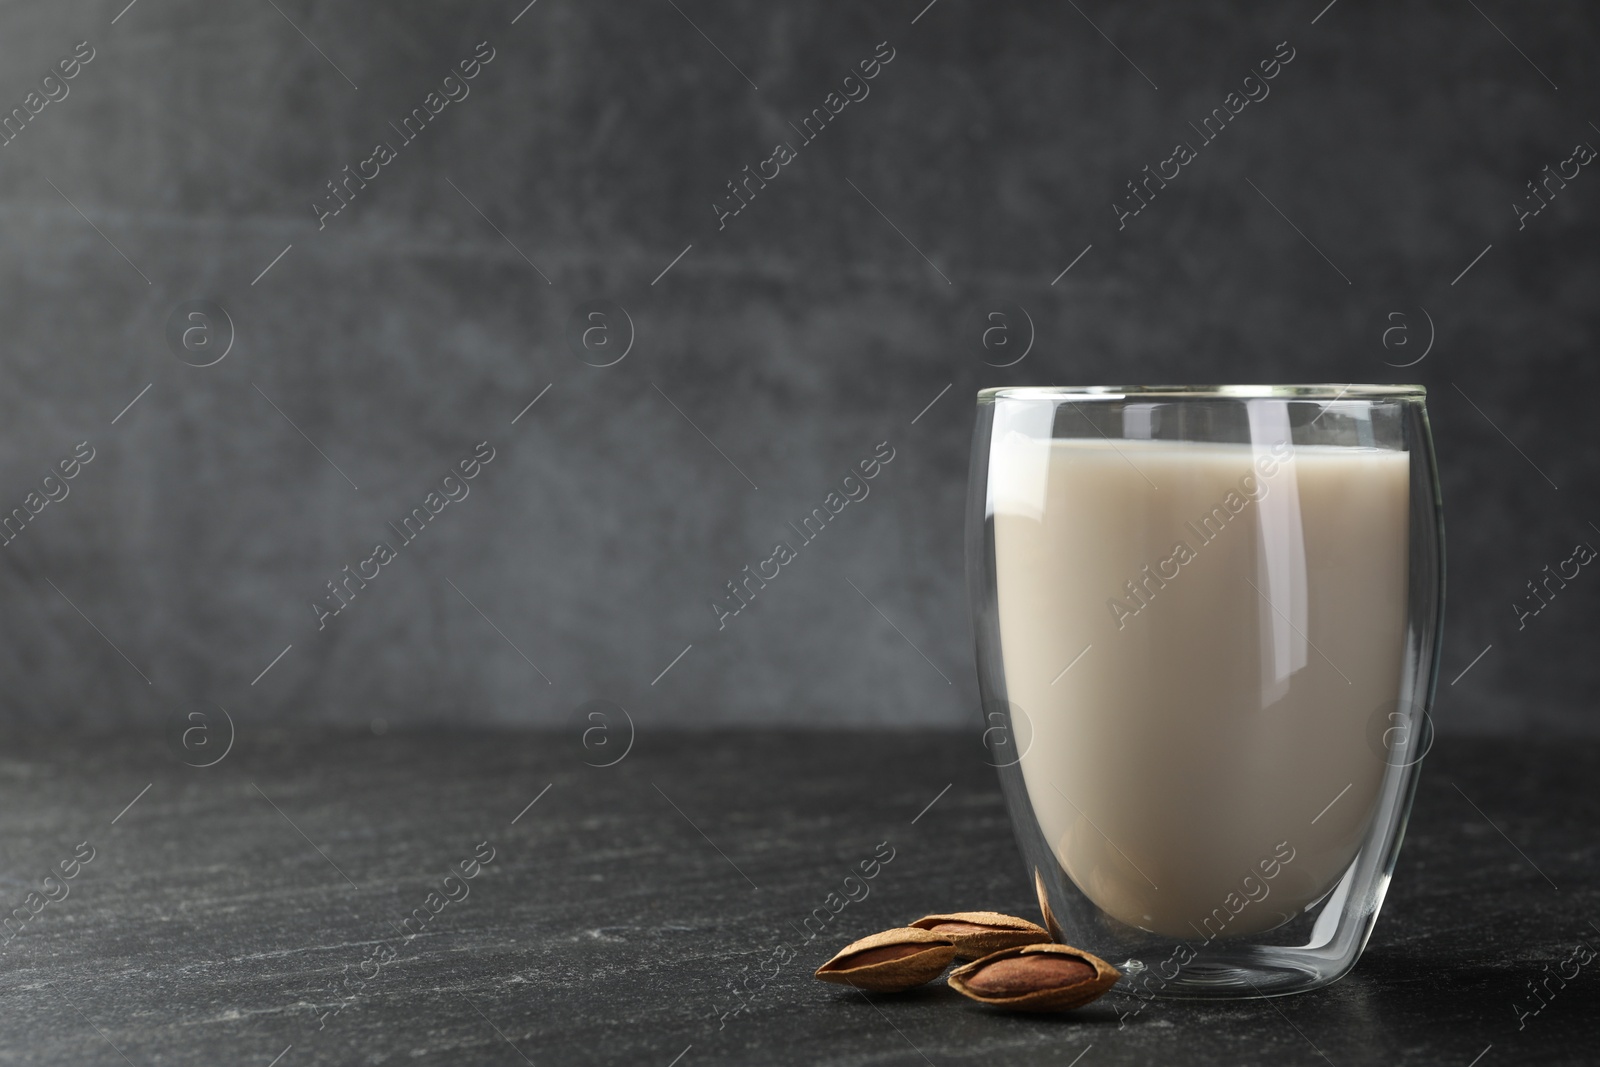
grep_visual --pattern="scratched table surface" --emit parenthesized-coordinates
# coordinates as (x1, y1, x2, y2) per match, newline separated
(0, 729, 1593, 1066)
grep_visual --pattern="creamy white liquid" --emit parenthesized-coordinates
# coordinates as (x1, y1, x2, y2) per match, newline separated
(991, 433, 1409, 937)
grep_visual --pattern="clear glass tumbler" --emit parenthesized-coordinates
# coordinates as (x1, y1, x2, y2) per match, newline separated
(966, 386, 1444, 1001)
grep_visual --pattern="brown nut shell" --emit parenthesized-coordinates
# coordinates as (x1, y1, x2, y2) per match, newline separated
(814, 927, 956, 993)
(909, 911, 1052, 960)
(947, 943, 1121, 1012)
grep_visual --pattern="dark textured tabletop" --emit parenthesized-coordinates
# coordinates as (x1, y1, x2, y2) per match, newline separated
(0, 729, 1593, 1066)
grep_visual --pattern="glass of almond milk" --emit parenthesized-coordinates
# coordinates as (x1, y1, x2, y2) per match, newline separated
(968, 386, 1443, 1000)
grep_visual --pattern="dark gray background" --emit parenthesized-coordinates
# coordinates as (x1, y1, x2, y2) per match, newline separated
(0, 0, 1593, 733)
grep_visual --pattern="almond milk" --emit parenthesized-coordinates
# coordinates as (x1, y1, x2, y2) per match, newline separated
(990, 433, 1409, 937)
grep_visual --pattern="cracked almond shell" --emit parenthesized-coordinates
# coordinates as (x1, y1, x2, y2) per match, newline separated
(947, 942, 1121, 1012)
(814, 927, 956, 992)
(908, 911, 1052, 960)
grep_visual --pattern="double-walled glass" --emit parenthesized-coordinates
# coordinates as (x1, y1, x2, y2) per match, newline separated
(966, 386, 1444, 1000)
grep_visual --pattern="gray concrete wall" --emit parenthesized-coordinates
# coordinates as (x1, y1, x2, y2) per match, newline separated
(0, 1, 1593, 732)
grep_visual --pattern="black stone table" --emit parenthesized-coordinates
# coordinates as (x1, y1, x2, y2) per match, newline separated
(0, 729, 1594, 1065)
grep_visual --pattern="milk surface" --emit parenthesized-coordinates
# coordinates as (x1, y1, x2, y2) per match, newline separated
(990, 434, 1410, 937)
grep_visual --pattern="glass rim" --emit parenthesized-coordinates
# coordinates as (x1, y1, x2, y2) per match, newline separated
(978, 384, 1426, 402)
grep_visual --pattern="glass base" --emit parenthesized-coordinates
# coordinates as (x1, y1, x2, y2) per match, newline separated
(1113, 949, 1342, 1000)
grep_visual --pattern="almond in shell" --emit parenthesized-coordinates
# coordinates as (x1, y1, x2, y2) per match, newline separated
(814, 927, 956, 993)
(908, 911, 1051, 960)
(947, 942, 1121, 1012)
